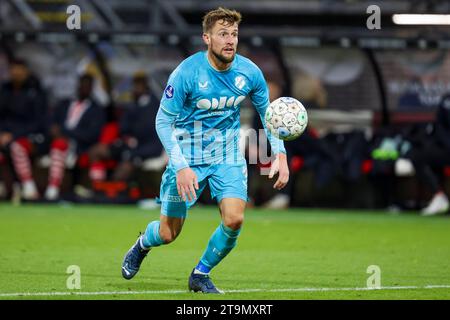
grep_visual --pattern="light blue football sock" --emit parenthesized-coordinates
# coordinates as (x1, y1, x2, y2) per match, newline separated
(196, 223, 241, 273)
(141, 221, 164, 249)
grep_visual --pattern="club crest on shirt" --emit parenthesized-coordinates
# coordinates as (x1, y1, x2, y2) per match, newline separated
(234, 76, 246, 90)
(165, 85, 174, 99)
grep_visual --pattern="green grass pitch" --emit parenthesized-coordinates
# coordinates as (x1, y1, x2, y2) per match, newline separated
(0, 203, 449, 300)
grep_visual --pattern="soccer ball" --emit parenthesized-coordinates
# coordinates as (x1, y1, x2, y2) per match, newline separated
(265, 97, 308, 141)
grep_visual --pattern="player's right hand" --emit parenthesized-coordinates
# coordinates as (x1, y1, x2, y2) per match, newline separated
(176, 167, 199, 202)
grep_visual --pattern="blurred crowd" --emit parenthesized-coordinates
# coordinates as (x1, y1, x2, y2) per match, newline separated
(0, 58, 164, 202)
(1, 57, 450, 215)
(250, 78, 450, 216)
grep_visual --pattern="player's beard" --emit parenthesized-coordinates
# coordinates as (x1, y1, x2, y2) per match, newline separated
(211, 46, 235, 64)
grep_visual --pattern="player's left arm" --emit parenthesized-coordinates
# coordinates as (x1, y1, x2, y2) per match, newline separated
(250, 68, 289, 190)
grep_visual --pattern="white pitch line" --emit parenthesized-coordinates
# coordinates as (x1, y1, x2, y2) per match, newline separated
(0, 285, 449, 298)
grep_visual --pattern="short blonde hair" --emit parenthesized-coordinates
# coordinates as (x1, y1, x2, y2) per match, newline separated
(202, 7, 242, 33)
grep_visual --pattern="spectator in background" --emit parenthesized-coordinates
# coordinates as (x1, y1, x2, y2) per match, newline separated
(404, 93, 450, 215)
(0, 151, 9, 199)
(44, 73, 105, 200)
(291, 73, 327, 111)
(88, 72, 163, 184)
(0, 59, 48, 200)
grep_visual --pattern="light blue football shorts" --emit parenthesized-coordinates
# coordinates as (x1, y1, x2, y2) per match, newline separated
(158, 163, 248, 218)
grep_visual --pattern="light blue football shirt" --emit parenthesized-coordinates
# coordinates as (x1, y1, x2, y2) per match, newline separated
(159, 50, 285, 167)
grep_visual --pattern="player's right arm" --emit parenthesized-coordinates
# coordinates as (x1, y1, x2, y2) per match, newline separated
(156, 64, 199, 201)
(250, 65, 289, 190)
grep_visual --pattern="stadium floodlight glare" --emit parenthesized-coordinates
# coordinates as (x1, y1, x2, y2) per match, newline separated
(392, 14, 450, 25)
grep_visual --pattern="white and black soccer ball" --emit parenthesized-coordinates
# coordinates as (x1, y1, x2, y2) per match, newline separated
(265, 97, 308, 141)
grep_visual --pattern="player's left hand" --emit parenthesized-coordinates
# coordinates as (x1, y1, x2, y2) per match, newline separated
(269, 153, 289, 190)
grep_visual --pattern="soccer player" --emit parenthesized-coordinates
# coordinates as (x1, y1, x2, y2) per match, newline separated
(121, 7, 289, 293)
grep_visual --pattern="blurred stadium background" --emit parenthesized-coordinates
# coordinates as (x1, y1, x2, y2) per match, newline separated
(0, 0, 450, 211)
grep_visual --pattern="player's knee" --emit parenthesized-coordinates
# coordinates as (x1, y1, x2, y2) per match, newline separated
(223, 215, 244, 231)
